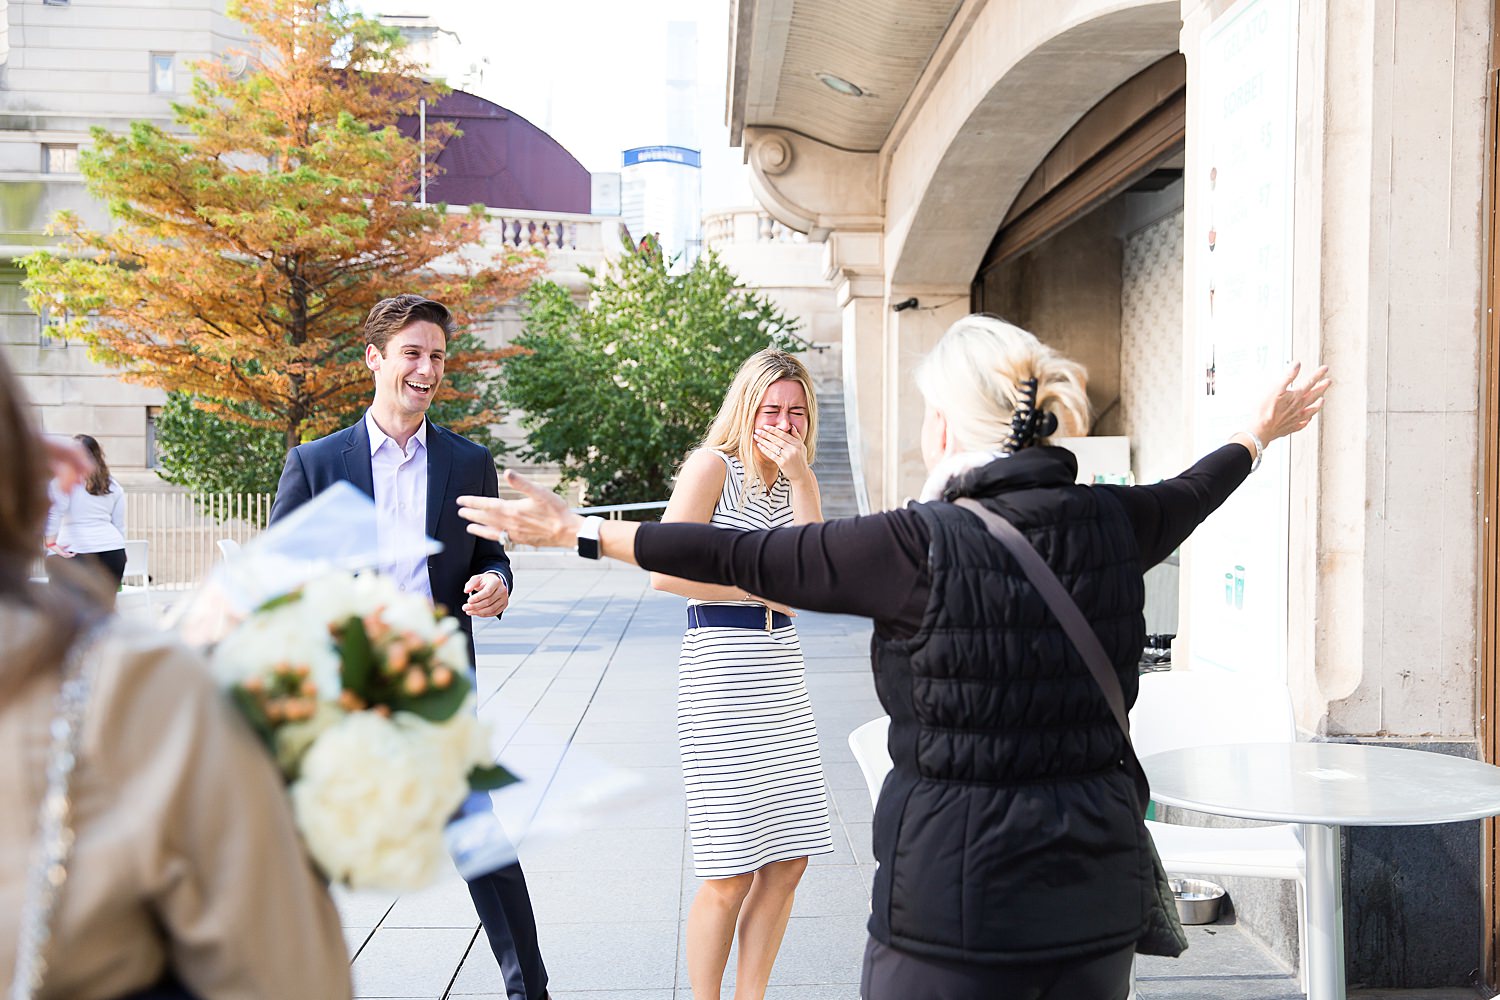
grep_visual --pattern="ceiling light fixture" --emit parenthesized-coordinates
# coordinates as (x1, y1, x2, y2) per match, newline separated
(815, 72, 866, 98)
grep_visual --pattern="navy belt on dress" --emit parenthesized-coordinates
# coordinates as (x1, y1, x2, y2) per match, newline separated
(686, 604, 792, 631)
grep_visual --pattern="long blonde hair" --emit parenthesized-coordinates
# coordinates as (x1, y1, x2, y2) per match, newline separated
(913, 315, 1090, 452)
(698, 349, 819, 499)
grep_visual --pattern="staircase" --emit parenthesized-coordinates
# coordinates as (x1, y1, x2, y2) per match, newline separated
(802, 345, 863, 520)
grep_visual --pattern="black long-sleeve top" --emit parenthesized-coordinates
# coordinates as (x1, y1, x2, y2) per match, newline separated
(634, 444, 1252, 639)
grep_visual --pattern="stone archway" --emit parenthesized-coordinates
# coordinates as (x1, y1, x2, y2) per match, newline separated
(886, 2, 1182, 289)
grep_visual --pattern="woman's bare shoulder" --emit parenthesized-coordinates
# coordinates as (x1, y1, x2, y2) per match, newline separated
(681, 447, 730, 477)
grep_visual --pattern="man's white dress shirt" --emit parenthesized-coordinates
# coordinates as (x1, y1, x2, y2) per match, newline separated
(366, 410, 432, 600)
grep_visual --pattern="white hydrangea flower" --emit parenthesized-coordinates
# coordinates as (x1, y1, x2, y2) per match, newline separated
(291, 710, 470, 892)
(211, 598, 342, 698)
(434, 696, 495, 777)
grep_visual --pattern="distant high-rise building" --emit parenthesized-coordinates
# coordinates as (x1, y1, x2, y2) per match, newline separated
(621, 20, 702, 269)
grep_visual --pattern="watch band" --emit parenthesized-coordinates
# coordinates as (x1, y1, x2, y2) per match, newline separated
(1243, 430, 1266, 472)
(576, 515, 604, 560)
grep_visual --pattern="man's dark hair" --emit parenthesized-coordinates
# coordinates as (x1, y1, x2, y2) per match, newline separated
(364, 294, 457, 353)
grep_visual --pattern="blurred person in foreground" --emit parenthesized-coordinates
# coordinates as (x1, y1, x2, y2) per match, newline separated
(0, 352, 352, 999)
(456, 315, 1330, 999)
(44, 434, 127, 590)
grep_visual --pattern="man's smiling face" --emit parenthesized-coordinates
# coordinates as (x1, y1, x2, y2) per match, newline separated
(368, 319, 447, 419)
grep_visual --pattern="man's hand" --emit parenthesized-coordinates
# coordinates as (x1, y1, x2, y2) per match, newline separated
(462, 572, 510, 618)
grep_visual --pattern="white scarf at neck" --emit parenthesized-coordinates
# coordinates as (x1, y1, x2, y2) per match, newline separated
(916, 450, 1009, 503)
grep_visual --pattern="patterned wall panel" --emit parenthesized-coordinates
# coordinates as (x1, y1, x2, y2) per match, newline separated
(1119, 208, 1185, 486)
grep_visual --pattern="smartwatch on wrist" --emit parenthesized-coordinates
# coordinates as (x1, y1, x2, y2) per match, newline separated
(576, 515, 605, 560)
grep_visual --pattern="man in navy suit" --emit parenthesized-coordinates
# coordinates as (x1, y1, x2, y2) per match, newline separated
(270, 294, 549, 1000)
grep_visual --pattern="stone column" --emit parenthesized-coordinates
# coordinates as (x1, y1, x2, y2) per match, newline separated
(824, 231, 884, 513)
(883, 289, 971, 508)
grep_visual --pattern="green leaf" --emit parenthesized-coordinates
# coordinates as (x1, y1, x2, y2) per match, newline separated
(230, 686, 276, 750)
(391, 669, 472, 722)
(467, 762, 518, 792)
(253, 589, 304, 614)
(339, 615, 374, 696)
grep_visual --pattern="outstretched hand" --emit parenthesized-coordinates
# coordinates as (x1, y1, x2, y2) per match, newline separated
(1251, 362, 1332, 444)
(457, 471, 582, 550)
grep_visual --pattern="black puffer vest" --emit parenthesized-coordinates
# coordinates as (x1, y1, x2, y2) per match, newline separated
(868, 447, 1154, 963)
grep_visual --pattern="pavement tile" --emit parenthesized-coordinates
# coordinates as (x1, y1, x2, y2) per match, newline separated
(829, 785, 874, 825)
(528, 867, 682, 926)
(453, 920, 680, 993)
(381, 875, 479, 929)
(843, 823, 875, 865)
(344, 925, 375, 959)
(573, 720, 680, 744)
(766, 916, 867, 985)
(563, 741, 682, 768)
(789, 865, 873, 918)
(519, 826, 686, 873)
(333, 886, 399, 927)
(350, 926, 478, 998)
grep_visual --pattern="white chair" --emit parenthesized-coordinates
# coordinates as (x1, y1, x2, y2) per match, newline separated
(848, 716, 892, 810)
(1132, 669, 1307, 993)
(216, 538, 241, 561)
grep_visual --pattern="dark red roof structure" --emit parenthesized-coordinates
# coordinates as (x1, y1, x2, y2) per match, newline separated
(396, 90, 591, 214)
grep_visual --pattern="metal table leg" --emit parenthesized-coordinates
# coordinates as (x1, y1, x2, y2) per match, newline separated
(1301, 822, 1345, 999)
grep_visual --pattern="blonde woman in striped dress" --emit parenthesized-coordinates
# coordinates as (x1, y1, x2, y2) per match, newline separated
(651, 349, 834, 1000)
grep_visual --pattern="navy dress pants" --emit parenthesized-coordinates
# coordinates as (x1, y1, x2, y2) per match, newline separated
(468, 860, 548, 1000)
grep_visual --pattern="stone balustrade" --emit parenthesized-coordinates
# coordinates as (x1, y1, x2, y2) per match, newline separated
(480, 208, 624, 254)
(703, 208, 807, 249)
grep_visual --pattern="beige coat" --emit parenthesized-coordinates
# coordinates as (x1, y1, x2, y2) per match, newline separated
(0, 603, 352, 1000)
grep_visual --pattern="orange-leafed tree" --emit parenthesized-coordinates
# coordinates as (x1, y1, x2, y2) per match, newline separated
(22, 0, 543, 456)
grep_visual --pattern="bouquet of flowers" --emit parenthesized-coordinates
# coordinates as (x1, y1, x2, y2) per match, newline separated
(174, 483, 515, 892)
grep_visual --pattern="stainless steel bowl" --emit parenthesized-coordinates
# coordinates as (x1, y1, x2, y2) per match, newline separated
(1169, 877, 1225, 924)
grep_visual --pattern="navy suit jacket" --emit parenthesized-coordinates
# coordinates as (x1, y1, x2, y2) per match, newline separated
(269, 418, 512, 661)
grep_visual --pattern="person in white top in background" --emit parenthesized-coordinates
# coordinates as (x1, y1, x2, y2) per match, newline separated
(44, 434, 127, 588)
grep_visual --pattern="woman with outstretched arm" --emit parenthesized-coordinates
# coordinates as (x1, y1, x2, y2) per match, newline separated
(458, 315, 1329, 1000)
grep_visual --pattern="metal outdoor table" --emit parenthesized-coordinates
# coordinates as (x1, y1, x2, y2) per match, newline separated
(1142, 742, 1500, 1000)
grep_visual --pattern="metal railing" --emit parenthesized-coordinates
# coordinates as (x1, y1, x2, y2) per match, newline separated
(125, 491, 272, 587)
(573, 501, 668, 520)
(116, 490, 670, 581)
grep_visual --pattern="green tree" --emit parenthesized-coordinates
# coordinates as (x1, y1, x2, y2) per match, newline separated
(21, 0, 541, 457)
(155, 393, 286, 498)
(501, 240, 802, 506)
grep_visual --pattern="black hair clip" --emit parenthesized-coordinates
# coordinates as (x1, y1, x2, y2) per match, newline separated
(1004, 377, 1058, 452)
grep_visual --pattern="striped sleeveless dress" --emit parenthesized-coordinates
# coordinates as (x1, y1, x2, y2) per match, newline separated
(678, 450, 834, 878)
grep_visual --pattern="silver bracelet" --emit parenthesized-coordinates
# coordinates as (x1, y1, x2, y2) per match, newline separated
(1242, 430, 1266, 472)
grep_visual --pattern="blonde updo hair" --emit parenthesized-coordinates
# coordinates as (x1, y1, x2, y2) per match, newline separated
(913, 315, 1090, 453)
(699, 348, 818, 499)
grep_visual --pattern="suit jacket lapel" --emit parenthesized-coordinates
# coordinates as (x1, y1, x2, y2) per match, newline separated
(425, 423, 452, 541)
(341, 421, 375, 499)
